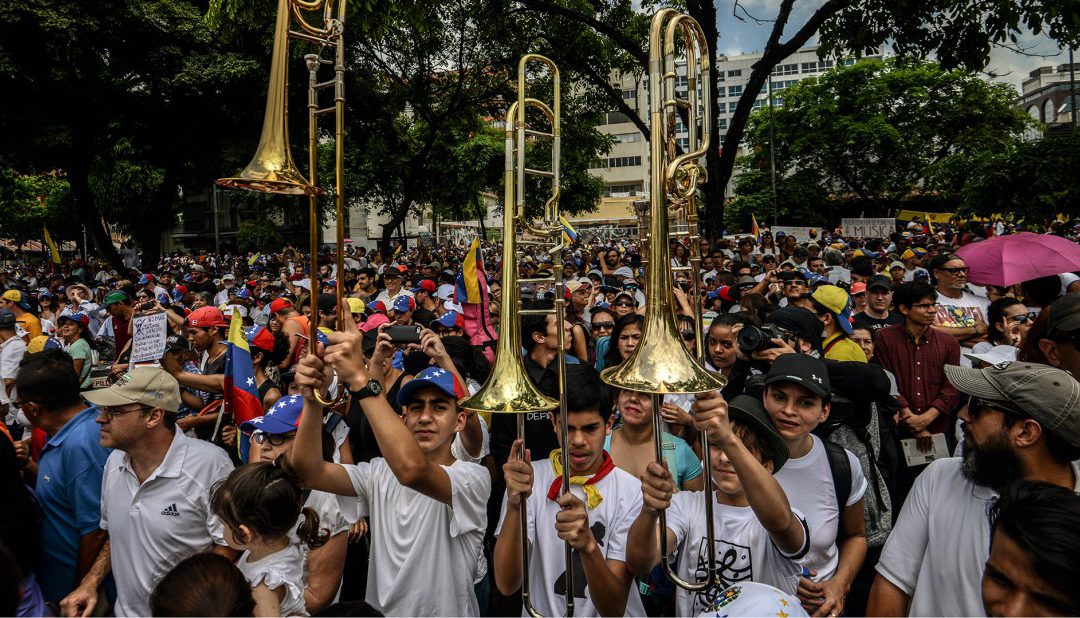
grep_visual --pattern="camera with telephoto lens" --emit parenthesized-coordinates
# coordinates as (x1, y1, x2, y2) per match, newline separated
(737, 323, 792, 357)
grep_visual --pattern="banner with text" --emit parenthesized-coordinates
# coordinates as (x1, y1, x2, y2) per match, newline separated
(771, 226, 822, 242)
(842, 218, 896, 238)
(129, 312, 169, 365)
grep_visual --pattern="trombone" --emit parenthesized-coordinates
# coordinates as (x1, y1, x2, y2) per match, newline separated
(216, 0, 348, 407)
(461, 55, 575, 617)
(600, 9, 727, 591)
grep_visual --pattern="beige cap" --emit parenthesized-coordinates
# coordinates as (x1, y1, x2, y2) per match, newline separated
(83, 367, 183, 412)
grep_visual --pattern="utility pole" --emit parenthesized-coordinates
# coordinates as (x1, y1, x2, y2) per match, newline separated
(767, 72, 778, 227)
(211, 183, 221, 255)
(1070, 47, 1077, 131)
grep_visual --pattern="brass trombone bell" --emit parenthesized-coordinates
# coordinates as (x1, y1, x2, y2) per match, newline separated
(216, 0, 317, 197)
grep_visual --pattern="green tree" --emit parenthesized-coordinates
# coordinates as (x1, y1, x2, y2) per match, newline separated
(236, 219, 284, 253)
(959, 133, 1080, 223)
(732, 57, 1028, 223)
(0, 169, 73, 247)
(511, 0, 1080, 239)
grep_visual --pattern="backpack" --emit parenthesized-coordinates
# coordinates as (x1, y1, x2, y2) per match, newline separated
(822, 439, 852, 510)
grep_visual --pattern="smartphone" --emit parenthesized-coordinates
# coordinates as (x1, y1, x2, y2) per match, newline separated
(139, 301, 155, 311)
(387, 324, 422, 344)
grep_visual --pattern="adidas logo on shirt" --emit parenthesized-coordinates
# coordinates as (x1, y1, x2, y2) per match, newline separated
(160, 503, 180, 517)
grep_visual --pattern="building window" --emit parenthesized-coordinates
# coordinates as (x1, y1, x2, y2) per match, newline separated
(718, 118, 727, 129)
(728, 85, 743, 98)
(676, 137, 690, 151)
(729, 101, 739, 113)
(820, 60, 834, 69)
(621, 89, 636, 99)
(772, 63, 798, 76)
(676, 76, 688, 88)
(727, 69, 742, 78)
(602, 156, 642, 168)
(801, 62, 818, 73)
(613, 132, 642, 143)
(605, 112, 632, 124)
(1028, 105, 1041, 122)
(604, 183, 643, 197)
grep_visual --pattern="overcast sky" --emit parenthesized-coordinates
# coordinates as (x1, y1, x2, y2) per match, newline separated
(713, 0, 1070, 93)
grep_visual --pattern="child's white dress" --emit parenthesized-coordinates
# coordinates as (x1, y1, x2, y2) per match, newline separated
(237, 544, 307, 616)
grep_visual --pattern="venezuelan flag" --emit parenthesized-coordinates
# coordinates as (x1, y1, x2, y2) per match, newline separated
(559, 214, 578, 245)
(455, 238, 486, 305)
(224, 316, 263, 428)
(247, 252, 262, 266)
(43, 226, 61, 264)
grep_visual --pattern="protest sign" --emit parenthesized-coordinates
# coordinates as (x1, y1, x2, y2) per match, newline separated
(129, 312, 169, 364)
(842, 218, 896, 238)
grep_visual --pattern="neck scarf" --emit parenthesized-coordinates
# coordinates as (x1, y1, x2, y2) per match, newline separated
(546, 449, 615, 509)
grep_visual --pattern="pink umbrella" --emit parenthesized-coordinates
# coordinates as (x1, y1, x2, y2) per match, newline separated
(955, 232, 1080, 287)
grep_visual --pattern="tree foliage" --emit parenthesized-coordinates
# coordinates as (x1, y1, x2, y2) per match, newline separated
(236, 219, 284, 254)
(731, 58, 1028, 226)
(959, 133, 1080, 223)
(0, 169, 72, 247)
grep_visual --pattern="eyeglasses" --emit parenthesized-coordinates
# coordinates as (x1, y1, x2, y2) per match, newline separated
(969, 396, 1028, 420)
(99, 405, 153, 421)
(613, 301, 635, 307)
(937, 267, 969, 275)
(1007, 312, 1038, 324)
(910, 302, 938, 310)
(253, 432, 296, 446)
(592, 321, 615, 331)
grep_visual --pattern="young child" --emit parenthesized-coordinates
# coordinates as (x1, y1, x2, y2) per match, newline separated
(626, 392, 808, 616)
(493, 365, 645, 617)
(290, 329, 490, 616)
(210, 460, 326, 617)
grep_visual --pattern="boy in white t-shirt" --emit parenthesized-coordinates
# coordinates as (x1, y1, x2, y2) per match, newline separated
(291, 330, 490, 617)
(626, 392, 809, 616)
(494, 365, 644, 617)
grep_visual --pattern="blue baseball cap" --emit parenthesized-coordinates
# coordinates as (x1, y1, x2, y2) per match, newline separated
(396, 366, 469, 406)
(431, 310, 463, 330)
(240, 394, 303, 435)
(391, 296, 415, 314)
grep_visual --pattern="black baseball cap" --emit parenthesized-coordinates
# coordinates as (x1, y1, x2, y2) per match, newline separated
(765, 307, 823, 351)
(867, 274, 892, 292)
(727, 395, 790, 471)
(763, 353, 831, 399)
(928, 253, 961, 270)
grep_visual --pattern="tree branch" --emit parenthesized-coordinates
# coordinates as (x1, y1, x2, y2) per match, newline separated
(515, 0, 648, 67)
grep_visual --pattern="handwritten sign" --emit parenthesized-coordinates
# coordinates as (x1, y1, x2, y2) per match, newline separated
(842, 218, 896, 238)
(771, 226, 822, 242)
(129, 312, 169, 364)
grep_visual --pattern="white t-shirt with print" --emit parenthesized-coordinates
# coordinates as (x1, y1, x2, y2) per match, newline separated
(665, 490, 808, 616)
(336, 457, 489, 617)
(237, 544, 307, 617)
(774, 435, 866, 582)
(934, 290, 991, 367)
(495, 459, 646, 617)
(876, 458, 1080, 617)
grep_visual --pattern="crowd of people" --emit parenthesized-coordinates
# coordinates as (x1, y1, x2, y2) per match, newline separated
(1, 218, 1080, 617)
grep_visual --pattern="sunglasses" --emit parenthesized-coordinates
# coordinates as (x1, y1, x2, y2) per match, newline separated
(1007, 312, 1038, 324)
(938, 267, 970, 275)
(253, 432, 297, 446)
(680, 330, 695, 342)
(592, 321, 615, 330)
(852, 292, 865, 298)
(969, 396, 1028, 419)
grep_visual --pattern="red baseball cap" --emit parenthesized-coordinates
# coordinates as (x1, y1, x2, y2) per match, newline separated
(187, 306, 227, 328)
(269, 298, 293, 314)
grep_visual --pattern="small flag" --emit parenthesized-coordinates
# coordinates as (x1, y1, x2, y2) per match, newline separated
(393, 243, 403, 259)
(247, 253, 262, 266)
(455, 239, 496, 361)
(751, 213, 760, 240)
(559, 215, 578, 245)
(43, 227, 61, 264)
(224, 318, 263, 429)
(924, 212, 935, 235)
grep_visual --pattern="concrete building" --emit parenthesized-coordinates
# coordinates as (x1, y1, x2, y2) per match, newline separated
(1018, 63, 1079, 133)
(587, 46, 881, 224)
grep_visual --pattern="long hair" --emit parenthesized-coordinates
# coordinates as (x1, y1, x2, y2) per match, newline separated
(604, 313, 645, 369)
(210, 456, 327, 549)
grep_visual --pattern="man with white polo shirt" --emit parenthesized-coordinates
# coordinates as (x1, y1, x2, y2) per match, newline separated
(59, 368, 235, 618)
(374, 266, 413, 306)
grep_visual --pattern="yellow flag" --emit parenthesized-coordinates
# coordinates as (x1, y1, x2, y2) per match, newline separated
(43, 226, 61, 264)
